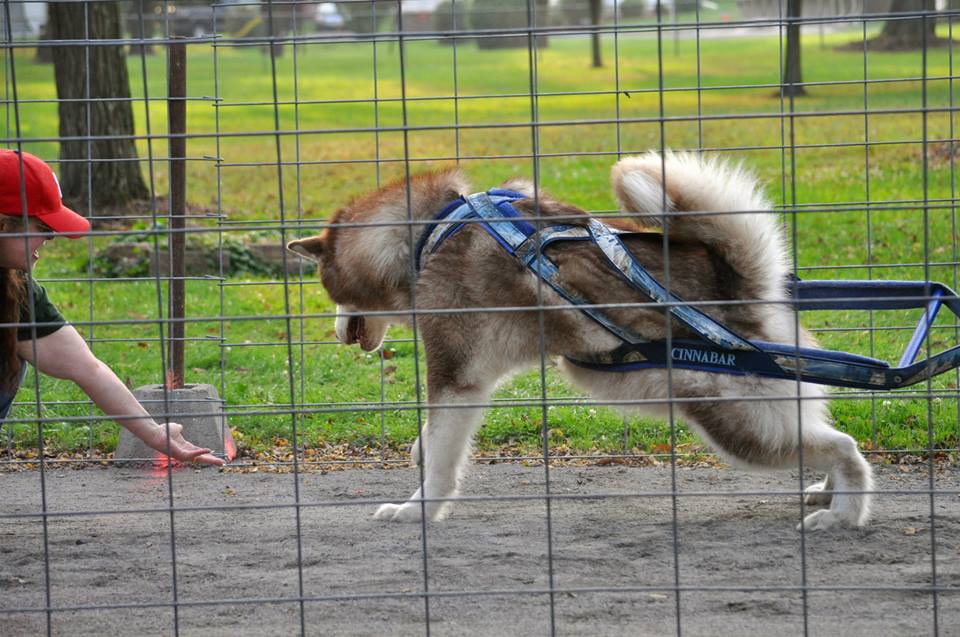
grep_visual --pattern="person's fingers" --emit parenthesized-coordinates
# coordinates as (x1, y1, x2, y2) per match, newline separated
(155, 424, 226, 466)
(169, 443, 226, 466)
(195, 453, 226, 467)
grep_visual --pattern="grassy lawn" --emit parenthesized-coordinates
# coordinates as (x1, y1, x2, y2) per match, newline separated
(3, 21, 960, 460)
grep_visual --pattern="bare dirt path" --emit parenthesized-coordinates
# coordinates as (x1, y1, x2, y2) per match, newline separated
(2, 463, 958, 636)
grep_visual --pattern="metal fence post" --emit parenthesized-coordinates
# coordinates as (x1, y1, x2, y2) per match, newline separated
(167, 36, 186, 389)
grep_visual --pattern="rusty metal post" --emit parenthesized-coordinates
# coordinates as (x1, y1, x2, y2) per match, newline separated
(167, 38, 186, 389)
(122, 44, 237, 464)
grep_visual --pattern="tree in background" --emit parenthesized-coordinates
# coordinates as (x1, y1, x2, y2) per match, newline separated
(781, 0, 805, 97)
(857, 0, 949, 51)
(876, 0, 938, 49)
(48, 2, 148, 210)
(471, 0, 550, 49)
(124, 0, 157, 56)
(590, 0, 603, 67)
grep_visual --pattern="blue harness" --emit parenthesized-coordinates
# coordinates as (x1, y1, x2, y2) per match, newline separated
(416, 189, 960, 391)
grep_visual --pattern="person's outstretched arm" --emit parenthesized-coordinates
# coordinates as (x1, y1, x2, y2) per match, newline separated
(17, 325, 225, 467)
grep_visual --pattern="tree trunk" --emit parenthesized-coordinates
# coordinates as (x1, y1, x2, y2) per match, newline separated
(590, 0, 603, 68)
(260, 2, 286, 58)
(48, 2, 149, 211)
(781, 0, 806, 97)
(841, 0, 948, 51)
(877, 0, 938, 49)
(35, 20, 53, 63)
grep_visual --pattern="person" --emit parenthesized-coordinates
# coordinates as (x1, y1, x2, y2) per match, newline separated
(0, 149, 224, 467)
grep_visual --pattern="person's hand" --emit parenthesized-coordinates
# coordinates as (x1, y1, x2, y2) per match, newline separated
(20, 327, 228, 467)
(143, 422, 226, 467)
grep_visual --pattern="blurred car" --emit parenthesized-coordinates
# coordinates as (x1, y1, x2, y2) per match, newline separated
(643, 0, 710, 14)
(315, 2, 346, 30)
(160, 3, 211, 37)
(400, 0, 441, 31)
(136, 1, 258, 38)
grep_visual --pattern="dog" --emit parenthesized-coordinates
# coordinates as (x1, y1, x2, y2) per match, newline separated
(287, 152, 873, 531)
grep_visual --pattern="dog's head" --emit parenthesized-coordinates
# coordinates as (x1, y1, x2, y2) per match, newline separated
(287, 168, 469, 352)
(285, 225, 395, 352)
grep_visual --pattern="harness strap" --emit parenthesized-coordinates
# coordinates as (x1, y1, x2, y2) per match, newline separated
(419, 190, 756, 353)
(515, 224, 591, 266)
(416, 196, 474, 269)
(463, 192, 534, 252)
(463, 193, 648, 345)
(412, 190, 960, 390)
(588, 219, 758, 352)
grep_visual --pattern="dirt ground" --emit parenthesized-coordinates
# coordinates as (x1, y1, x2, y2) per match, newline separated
(1, 462, 958, 637)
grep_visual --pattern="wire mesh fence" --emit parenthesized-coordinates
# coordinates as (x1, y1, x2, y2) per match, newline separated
(1, 0, 958, 635)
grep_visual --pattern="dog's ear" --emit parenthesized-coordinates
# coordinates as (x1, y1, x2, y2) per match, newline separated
(286, 236, 325, 263)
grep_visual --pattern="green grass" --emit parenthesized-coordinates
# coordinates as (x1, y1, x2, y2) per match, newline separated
(4, 24, 960, 459)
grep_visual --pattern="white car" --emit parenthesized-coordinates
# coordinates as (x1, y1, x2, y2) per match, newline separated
(644, 0, 716, 13)
(315, 2, 346, 30)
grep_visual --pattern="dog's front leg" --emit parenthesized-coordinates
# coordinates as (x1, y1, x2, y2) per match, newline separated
(374, 385, 490, 522)
(410, 425, 427, 467)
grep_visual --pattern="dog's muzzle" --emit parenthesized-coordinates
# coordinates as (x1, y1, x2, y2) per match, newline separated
(346, 315, 364, 346)
(335, 306, 387, 352)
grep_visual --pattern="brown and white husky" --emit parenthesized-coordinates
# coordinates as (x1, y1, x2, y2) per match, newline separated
(287, 152, 872, 531)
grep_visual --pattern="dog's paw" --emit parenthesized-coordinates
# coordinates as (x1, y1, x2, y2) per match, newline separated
(798, 509, 850, 532)
(373, 499, 451, 522)
(374, 502, 418, 522)
(373, 501, 435, 522)
(804, 481, 833, 507)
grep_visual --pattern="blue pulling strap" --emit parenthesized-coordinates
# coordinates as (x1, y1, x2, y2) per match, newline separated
(418, 191, 649, 345)
(417, 189, 960, 391)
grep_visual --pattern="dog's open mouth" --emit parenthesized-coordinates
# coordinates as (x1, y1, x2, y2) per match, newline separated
(346, 315, 365, 346)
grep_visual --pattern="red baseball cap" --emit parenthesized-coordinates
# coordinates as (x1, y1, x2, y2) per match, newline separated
(0, 149, 90, 238)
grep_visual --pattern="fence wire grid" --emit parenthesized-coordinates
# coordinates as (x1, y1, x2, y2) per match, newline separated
(1, 0, 959, 635)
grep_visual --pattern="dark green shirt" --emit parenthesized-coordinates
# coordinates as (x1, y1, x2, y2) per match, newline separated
(17, 280, 66, 341)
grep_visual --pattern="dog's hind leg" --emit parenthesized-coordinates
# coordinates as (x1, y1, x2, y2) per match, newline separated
(803, 473, 834, 507)
(795, 424, 873, 531)
(374, 384, 492, 522)
(787, 388, 873, 530)
(681, 383, 872, 531)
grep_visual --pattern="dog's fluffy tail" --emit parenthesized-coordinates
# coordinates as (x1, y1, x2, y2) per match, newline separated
(611, 151, 789, 301)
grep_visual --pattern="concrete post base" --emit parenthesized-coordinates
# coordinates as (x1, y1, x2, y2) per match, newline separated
(115, 383, 234, 466)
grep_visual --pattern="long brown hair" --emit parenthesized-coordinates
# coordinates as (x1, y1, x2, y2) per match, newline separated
(0, 269, 26, 391)
(0, 216, 27, 392)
